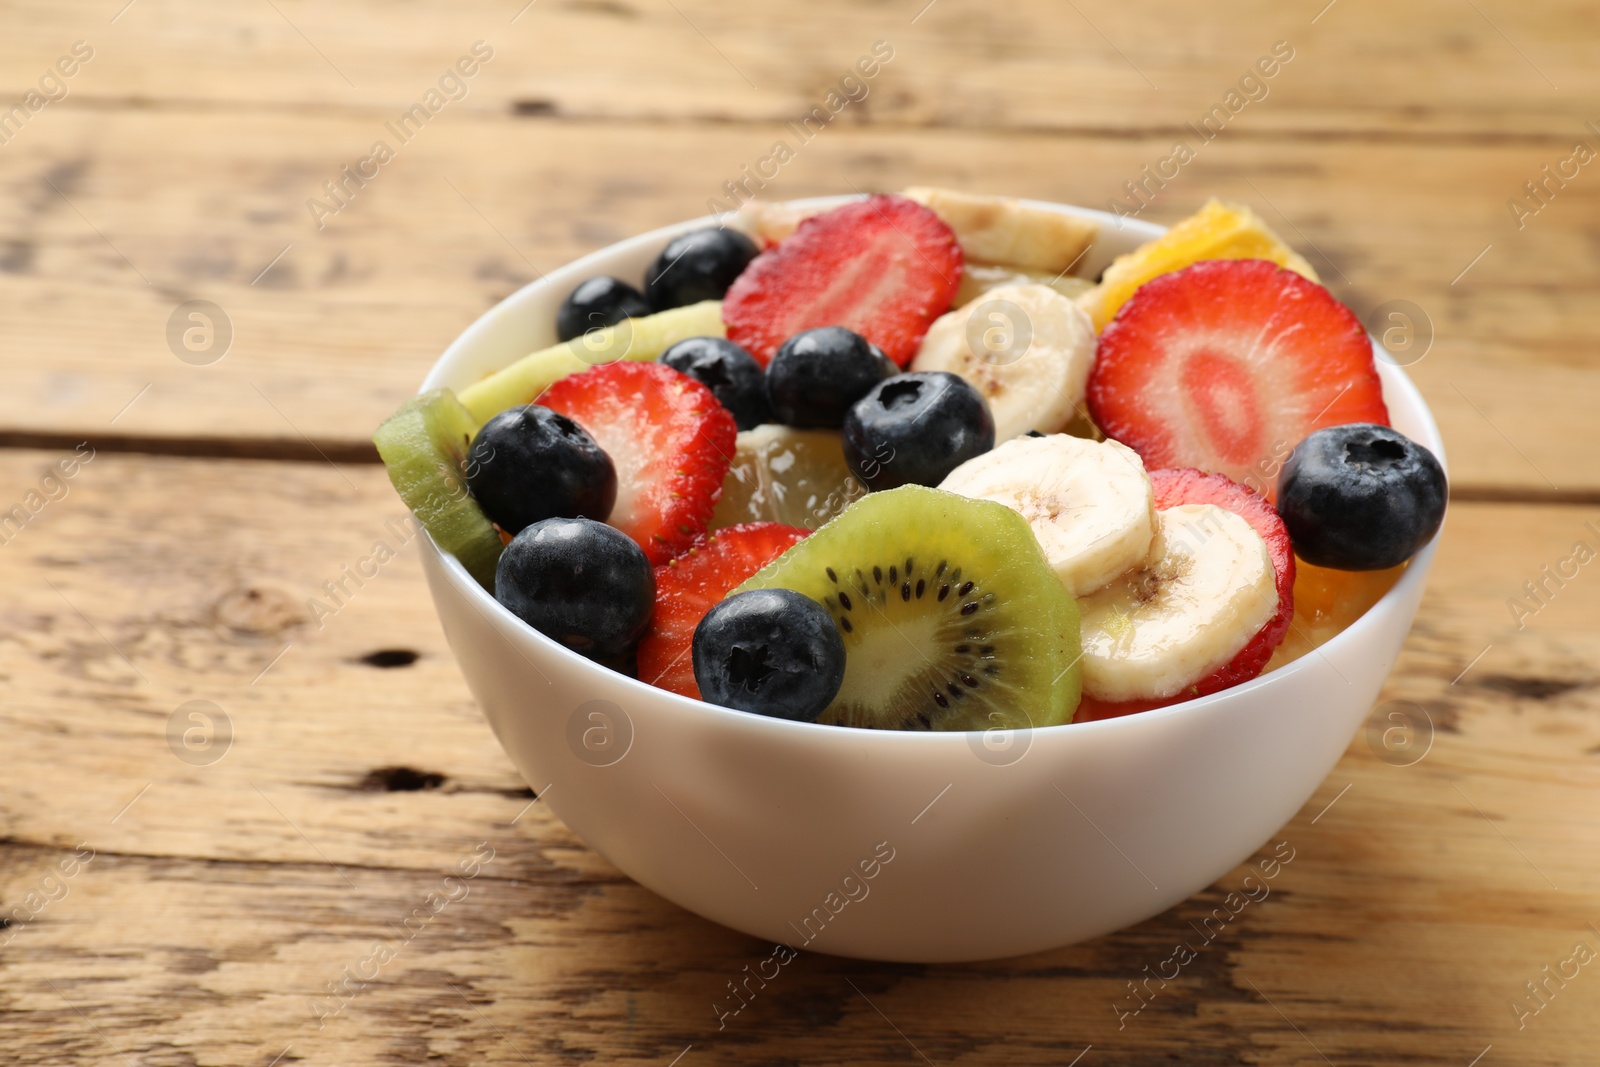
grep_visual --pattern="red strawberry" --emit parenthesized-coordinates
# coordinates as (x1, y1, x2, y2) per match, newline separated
(722, 195, 963, 367)
(1074, 467, 1296, 723)
(1087, 258, 1389, 501)
(539, 362, 736, 565)
(637, 522, 810, 698)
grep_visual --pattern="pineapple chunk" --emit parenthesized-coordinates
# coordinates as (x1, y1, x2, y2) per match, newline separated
(1080, 199, 1320, 332)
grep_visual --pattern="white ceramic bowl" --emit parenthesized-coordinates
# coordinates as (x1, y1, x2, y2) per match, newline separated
(418, 196, 1444, 962)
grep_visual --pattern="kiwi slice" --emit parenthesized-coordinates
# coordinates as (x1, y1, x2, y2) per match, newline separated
(372, 388, 501, 590)
(457, 299, 727, 423)
(735, 485, 1081, 730)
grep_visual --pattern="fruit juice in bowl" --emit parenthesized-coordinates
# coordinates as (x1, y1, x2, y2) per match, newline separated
(381, 190, 1445, 961)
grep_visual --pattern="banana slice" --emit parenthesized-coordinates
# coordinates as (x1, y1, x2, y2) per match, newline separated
(1079, 504, 1278, 702)
(728, 200, 808, 246)
(939, 435, 1155, 597)
(902, 187, 1099, 274)
(736, 190, 1104, 278)
(954, 263, 1095, 308)
(911, 283, 1096, 442)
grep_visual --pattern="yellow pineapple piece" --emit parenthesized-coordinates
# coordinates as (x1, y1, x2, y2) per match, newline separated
(1079, 200, 1320, 332)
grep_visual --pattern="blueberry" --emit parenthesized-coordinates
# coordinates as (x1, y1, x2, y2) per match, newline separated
(1276, 423, 1447, 570)
(842, 372, 995, 491)
(765, 327, 898, 429)
(644, 227, 759, 310)
(692, 588, 845, 721)
(660, 336, 771, 430)
(465, 406, 616, 535)
(556, 276, 651, 343)
(495, 517, 654, 658)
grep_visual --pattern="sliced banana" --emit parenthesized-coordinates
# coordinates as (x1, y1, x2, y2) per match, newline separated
(728, 199, 808, 246)
(911, 283, 1096, 442)
(732, 190, 1105, 279)
(902, 187, 1099, 274)
(939, 435, 1155, 597)
(1079, 504, 1278, 702)
(954, 263, 1095, 308)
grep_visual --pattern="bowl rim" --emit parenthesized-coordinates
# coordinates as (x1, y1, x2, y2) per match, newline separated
(419, 194, 1447, 744)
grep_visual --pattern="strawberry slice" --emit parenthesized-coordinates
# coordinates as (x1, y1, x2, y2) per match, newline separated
(1074, 468, 1295, 722)
(1087, 258, 1388, 501)
(539, 362, 736, 565)
(637, 522, 810, 698)
(722, 195, 963, 367)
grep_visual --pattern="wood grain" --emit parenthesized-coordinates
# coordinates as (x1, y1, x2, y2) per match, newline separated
(0, 0, 1591, 137)
(0, 452, 1596, 1065)
(0, 107, 1596, 491)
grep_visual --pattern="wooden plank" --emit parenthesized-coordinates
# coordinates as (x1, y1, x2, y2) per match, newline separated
(0, 0, 1591, 138)
(1, 109, 1597, 491)
(1, 451, 1597, 1063)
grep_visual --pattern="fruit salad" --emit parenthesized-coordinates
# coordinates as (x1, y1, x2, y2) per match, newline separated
(375, 190, 1446, 730)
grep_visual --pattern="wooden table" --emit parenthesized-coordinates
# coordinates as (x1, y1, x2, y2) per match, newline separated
(2, 2, 1596, 1063)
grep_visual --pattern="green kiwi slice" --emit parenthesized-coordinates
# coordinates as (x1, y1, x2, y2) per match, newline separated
(372, 388, 501, 591)
(735, 485, 1082, 730)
